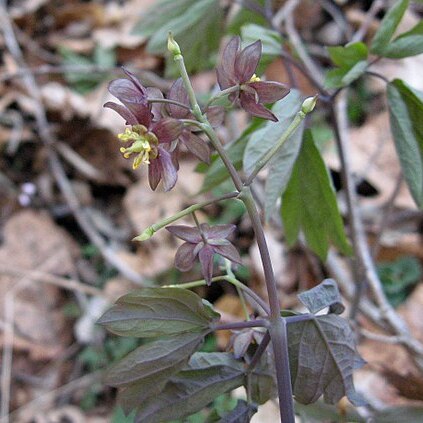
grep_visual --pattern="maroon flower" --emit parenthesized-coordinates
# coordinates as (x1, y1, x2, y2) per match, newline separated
(166, 223, 242, 285)
(104, 69, 182, 191)
(216, 37, 290, 122)
(167, 78, 224, 164)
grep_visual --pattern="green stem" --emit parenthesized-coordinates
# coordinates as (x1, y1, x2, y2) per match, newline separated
(226, 259, 250, 321)
(165, 275, 270, 315)
(133, 192, 239, 241)
(244, 109, 307, 186)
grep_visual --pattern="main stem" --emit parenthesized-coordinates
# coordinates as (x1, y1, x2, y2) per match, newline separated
(172, 46, 295, 423)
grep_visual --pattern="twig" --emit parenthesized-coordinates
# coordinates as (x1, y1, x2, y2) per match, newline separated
(351, 0, 385, 43)
(371, 173, 403, 258)
(332, 91, 423, 363)
(271, 0, 299, 29)
(360, 328, 406, 345)
(318, 0, 353, 40)
(284, 1, 326, 92)
(55, 142, 106, 182)
(2, 371, 103, 423)
(0, 265, 108, 299)
(0, 5, 144, 285)
(0, 64, 171, 91)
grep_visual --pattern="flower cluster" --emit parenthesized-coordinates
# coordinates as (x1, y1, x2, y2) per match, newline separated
(166, 223, 241, 285)
(105, 37, 290, 192)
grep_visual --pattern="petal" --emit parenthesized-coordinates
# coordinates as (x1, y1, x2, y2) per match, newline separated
(240, 92, 278, 122)
(199, 245, 215, 285)
(121, 68, 147, 95)
(203, 224, 236, 240)
(216, 66, 236, 90)
(213, 243, 242, 265)
(157, 147, 178, 191)
(216, 36, 240, 88)
(168, 78, 190, 118)
(151, 118, 182, 143)
(180, 131, 210, 163)
(166, 225, 202, 243)
(235, 40, 262, 82)
(174, 242, 197, 272)
(205, 106, 224, 128)
(248, 81, 290, 103)
(148, 157, 161, 190)
(108, 78, 152, 126)
(146, 87, 164, 121)
(103, 102, 138, 125)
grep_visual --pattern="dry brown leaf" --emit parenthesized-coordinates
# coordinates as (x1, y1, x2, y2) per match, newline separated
(0, 210, 78, 359)
(324, 112, 415, 209)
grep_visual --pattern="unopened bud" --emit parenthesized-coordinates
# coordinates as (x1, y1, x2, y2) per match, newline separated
(167, 32, 181, 56)
(301, 96, 318, 114)
(133, 227, 155, 242)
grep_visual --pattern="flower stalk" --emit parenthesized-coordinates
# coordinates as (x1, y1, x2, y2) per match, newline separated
(169, 34, 296, 423)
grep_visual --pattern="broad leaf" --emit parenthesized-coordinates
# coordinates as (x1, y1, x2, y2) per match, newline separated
(281, 130, 352, 260)
(387, 79, 423, 208)
(298, 279, 345, 315)
(132, 353, 245, 423)
(220, 400, 257, 423)
(371, 0, 409, 54)
(105, 332, 203, 387)
(325, 42, 368, 89)
(132, 0, 223, 75)
(249, 349, 277, 405)
(240, 24, 282, 56)
(243, 90, 304, 219)
(98, 288, 220, 337)
(287, 314, 365, 406)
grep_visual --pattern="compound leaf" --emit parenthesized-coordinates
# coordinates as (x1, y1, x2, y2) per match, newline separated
(98, 288, 220, 337)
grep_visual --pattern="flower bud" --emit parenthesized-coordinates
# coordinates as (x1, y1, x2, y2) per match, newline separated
(167, 32, 181, 56)
(133, 226, 155, 242)
(301, 96, 318, 114)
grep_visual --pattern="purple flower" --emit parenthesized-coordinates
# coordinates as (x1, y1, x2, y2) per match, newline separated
(167, 78, 224, 164)
(104, 69, 182, 191)
(216, 37, 290, 122)
(166, 223, 242, 285)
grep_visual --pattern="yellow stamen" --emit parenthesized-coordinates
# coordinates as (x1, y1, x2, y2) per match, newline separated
(117, 126, 158, 169)
(249, 74, 261, 83)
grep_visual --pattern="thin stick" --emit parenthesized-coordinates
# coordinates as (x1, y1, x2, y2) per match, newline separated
(371, 173, 403, 258)
(0, 265, 108, 299)
(332, 92, 423, 361)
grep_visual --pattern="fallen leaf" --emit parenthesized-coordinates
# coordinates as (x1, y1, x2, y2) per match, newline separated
(0, 210, 78, 359)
